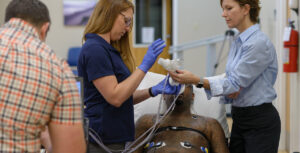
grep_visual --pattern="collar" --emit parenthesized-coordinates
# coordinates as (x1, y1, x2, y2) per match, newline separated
(237, 24, 259, 43)
(5, 18, 40, 39)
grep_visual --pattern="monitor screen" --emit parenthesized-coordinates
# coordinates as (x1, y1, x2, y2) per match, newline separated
(75, 77, 84, 102)
(75, 77, 89, 142)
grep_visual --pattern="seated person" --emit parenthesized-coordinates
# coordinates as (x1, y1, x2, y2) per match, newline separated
(134, 84, 229, 153)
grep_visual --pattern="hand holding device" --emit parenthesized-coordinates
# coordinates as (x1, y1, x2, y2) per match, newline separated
(151, 76, 182, 96)
(158, 58, 181, 86)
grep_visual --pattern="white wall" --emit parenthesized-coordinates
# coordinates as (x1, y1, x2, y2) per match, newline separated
(177, 0, 228, 77)
(177, 0, 279, 77)
(0, 0, 84, 59)
(0, 0, 10, 25)
(40, 0, 84, 59)
(260, 0, 277, 43)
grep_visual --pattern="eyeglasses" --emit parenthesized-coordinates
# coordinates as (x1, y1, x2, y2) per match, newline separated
(120, 13, 132, 27)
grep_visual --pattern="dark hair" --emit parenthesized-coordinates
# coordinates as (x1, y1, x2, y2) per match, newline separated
(220, 0, 261, 23)
(5, 0, 51, 27)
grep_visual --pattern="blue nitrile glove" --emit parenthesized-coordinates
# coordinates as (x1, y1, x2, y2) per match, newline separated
(151, 76, 182, 96)
(138, 39, 166, 73)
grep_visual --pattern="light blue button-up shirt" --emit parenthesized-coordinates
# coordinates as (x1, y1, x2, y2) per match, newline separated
(205, 24, 278, 107)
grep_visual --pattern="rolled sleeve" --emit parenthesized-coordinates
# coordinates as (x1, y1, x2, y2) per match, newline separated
(207, 77, 224, 96)
(204, 73, 226, 99)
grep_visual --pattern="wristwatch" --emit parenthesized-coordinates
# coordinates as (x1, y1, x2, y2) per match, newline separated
(196, 77, 204, 88)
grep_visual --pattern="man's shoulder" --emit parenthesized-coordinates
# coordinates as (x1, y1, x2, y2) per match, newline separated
(33, 42, 63, 67)
(137, 114, 156, 122)
(136, 114, 156, 128)
(192, 114, 217, 122)
(192, 114, 222, 130)
(37, 42, 55, 58)
(0, 26, 61, 67)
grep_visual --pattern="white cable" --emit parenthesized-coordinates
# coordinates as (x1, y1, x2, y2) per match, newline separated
(125, 94, 179, 153)
(89, 75, 181, 153)
(124, 77, 180, 153)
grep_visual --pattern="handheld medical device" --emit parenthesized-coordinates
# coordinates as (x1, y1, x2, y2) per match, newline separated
(157, 58, 180, 86)
(158, 58, 180, 73)
(158, 58, 185, 94)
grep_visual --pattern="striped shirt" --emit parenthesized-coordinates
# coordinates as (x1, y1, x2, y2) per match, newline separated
(0, 18, 82, 153)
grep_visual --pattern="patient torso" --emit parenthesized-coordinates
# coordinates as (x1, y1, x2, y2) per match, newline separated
(144, 114, 210, 153)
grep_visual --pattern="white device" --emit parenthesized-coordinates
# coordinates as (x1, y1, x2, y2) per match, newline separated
(157, 58, 185, 94)
(158, 58, 180, 72)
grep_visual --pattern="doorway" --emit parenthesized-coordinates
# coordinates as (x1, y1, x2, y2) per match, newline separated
(132, 0, 172, 74)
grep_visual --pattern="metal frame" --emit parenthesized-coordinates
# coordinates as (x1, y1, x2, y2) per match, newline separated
(169, 33, 234, 76)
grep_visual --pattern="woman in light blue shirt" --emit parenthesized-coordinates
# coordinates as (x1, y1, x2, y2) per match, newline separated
(169, 0, 281, 153)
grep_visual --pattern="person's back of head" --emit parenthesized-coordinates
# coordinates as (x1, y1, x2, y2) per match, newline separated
(5, 0, 51, 28)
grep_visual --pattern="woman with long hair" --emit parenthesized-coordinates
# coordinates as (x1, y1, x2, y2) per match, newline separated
(78, 0, 181, 152)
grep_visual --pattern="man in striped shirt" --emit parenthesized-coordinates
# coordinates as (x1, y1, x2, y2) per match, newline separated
(0, 0, 86, 152)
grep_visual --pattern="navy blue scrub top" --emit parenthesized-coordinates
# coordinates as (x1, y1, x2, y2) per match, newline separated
(77, 33, 134, 144)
